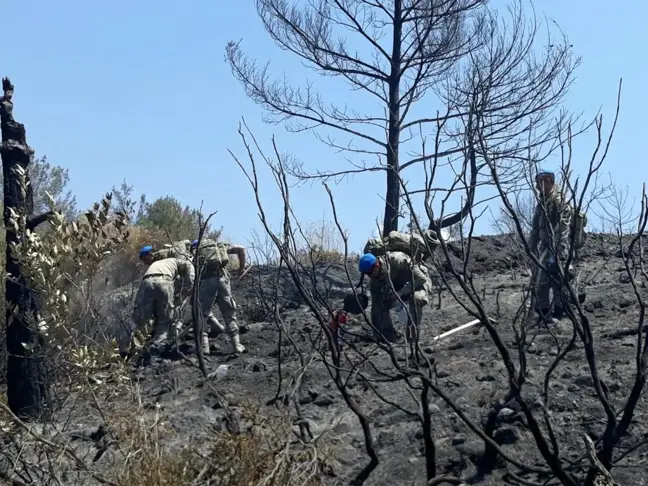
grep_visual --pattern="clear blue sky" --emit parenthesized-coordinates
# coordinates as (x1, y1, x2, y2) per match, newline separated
(3, 0, 646, 254)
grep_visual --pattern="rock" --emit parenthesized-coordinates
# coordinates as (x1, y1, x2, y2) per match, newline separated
(313, 394, 335, 407)
(378, 430, 396, 447)
(292, 418, 322, 437)
(574, 375, 594, 387)
(493, 426, 521, 445)
(619, 274, 633, 284)
(476, 374, 497, 382)
(251, 361, 267, 372)
(448, 342, 464, 350)
(299, 394, 314, 405)
(497, 408, 516, 423)
(455, 440, 486, 465)
(452, 434, 467, 446)
(619, 298, 634, 308)
(410, 428, 424, 440)
(224, 393, 241, 407)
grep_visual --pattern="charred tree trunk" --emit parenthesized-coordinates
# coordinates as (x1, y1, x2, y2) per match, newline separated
(382, 0, 403, 236)
(0, 78, 52, 420)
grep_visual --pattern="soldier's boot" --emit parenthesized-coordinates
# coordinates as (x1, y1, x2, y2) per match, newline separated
(201, 333, 211, 356)
(207, 314, 225, 337)
(151, 329, 168, 349)
(231, 333, 246, 354)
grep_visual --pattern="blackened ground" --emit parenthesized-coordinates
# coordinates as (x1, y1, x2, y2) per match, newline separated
(40, 233, 648, 484)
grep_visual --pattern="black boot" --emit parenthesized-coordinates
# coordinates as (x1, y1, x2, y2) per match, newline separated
(552, 307, 566, 320)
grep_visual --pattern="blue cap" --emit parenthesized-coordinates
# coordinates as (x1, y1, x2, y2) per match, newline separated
(358, 253, 377, 273)
(139, 245, 153, 258)
(191, 239, 199, 249)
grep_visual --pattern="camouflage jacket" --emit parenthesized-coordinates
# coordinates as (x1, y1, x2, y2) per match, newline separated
(143, 257, 195, 294)
(368, 251, 430, 303)
(529, 186, 572, 258)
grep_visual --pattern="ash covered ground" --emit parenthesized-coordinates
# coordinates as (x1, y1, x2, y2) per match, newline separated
(32, 233, 648, 485)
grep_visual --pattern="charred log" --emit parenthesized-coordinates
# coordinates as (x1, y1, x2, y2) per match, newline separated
(0, 77, 52, 420)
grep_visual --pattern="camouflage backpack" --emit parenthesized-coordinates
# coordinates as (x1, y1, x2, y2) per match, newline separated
(195, 239, 230, 273)
(151, 240, 192, 262)
(363, 230, 440, 261)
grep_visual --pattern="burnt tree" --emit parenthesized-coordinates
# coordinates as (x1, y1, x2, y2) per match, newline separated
(227, 0, 578, 235)
(0, 78, 53, 420)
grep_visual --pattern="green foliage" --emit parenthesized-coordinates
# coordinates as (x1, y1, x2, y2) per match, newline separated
(110, 180, 222, 243)
(7, 191, 130, 347)
(0, 155, 77, 220)
(109, 179, 147, 222)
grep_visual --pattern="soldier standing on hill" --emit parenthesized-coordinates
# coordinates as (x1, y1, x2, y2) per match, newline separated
(191, 238, 247, 355)
(528, 170, 574, 323)
(357, 251, 433, 343)
(133, 246, 195, 352)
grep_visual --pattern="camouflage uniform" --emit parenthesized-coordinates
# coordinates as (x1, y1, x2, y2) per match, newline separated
(132, 257, 195, 348)
(152, 240, 227, 338)
(528, 186, 573, 315)
(195, 239, 244, 354)
(151, 240, 193, 263)
(368, 251, 433, 342)
(150, 240, 196, 338)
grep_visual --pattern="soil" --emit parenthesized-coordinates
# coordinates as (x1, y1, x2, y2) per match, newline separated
(7, 232, 648, 485)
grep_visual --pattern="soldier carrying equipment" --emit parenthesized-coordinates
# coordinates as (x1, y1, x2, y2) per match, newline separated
(363, 229, 440, 262)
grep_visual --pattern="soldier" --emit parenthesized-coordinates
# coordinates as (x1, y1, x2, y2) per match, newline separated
(191, 238, 247, 355)
(358, 251, 433, 343)
(528, 170, 573, 322)
(143, 241, 195, 341)
(133, 246, 195, 352)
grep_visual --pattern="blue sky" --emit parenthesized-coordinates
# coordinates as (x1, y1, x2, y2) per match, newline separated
(3, 0, 646, 254)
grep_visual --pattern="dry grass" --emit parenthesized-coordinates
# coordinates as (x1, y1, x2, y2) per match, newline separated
(110, 399, 328, 486)
(295, 245, 348, 265)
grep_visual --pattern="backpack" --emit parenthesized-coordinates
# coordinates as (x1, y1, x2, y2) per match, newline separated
(571, 209, 587, 249)
(363, 230, 440, 261)
(152, 241, 191, 262)
(195, 239, 230, 273)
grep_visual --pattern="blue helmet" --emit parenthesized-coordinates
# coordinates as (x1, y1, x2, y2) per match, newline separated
(358, 253, 377, 273)
(191, 239, 199, 249)
(139, 245, 153, 259)
(536, 170, 555, 181)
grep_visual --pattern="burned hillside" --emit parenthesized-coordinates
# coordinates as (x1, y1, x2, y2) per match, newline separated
(1, 231, 646, 485)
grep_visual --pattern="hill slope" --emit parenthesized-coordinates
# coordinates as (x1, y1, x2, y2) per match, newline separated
(8, 233, 648, 485)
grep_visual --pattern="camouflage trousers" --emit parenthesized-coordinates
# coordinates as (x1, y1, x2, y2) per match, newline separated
(369, 287, 431, 343)
(132, 275, 177, 347)
(534, 249, 574, 311)
(198, 271, 239, 338)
